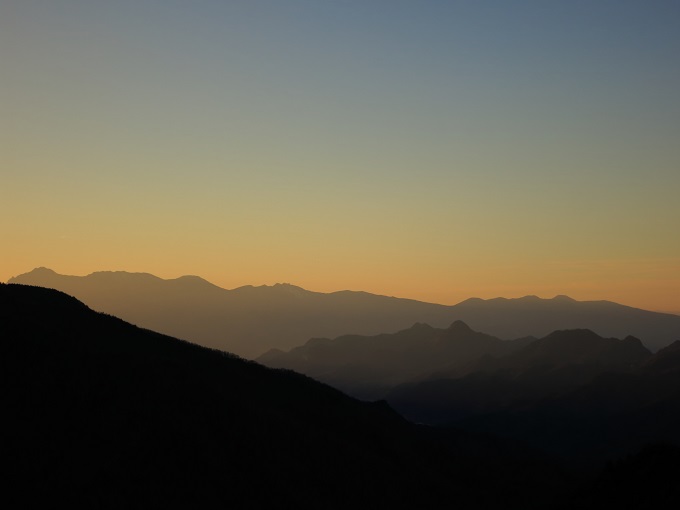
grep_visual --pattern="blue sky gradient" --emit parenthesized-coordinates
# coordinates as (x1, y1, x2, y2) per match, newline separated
(3, 1, 679, 311)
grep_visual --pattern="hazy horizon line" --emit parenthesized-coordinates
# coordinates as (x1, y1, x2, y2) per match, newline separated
(9, 266, 680, 316)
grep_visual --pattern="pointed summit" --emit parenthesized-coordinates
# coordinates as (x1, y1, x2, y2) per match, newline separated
(447, 320, 473, 333)
(409, 322, 434, 332)
(8, 267, 59, 284)
(172, 275, 222, 290)
(31, 267, 57, 275)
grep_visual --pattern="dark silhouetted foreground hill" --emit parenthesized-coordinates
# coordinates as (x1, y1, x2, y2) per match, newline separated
(4, 283, 679, 508)
(9, 268, 680, 356)
(2, 283, 576, 509)
(258, 320, 534, 400)
(580, 443, 680, 509)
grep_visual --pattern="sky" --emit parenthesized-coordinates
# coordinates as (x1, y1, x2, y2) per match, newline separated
(3, 0, 680, 313)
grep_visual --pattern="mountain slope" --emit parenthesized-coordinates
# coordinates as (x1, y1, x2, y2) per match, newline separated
(9, 268, 680, 356)
(4, 283, 680, 507)
(2, 282, 574, 509)
(0, 285, 456, 507)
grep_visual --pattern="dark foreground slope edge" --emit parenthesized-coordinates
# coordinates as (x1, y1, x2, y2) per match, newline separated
(2, 283, 573, 509)
(3, 283, 678, 509)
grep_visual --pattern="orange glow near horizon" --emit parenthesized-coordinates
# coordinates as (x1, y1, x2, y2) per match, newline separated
(2, 253, 679, 315)
(3, 2, 679, 316)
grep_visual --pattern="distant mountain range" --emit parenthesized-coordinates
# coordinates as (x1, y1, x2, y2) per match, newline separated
(260, 316, 680, 465)
(258, 320, 536, 400)
(446, 294, 680, 352)
(9, 267, 680, 356)
(387, 328, 654, 424)
(380, 326, 680, 465)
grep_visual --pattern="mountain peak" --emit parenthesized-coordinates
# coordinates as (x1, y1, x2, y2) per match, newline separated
(409, 322, 434, 331)
(8, 267, 59, 284)
(622, 335, 644, 345)
(640, 340, 680, 373)
(175, 274, 207, 282)
(552, 295, 575, 302)
(460, 297, 484, 304)
(271, 282, 308, 293)
(87, 270, 163, 283)
(447, 320, 473, 333)
(31, 267, 57, 275)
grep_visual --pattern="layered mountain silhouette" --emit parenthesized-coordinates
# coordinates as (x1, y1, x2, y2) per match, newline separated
(8, 268, 455, 358)
(387, 331, 680, 466)
(464, 356, 680, 467)
(260, 317, 680, 467)
(258, 320, 535, 400)
(9, 268, 680, 357)
(388, 329, 653, 425)
(4, 282, 679, 507)
(3, 282, 571, 509)
(450, 295, 680, 352)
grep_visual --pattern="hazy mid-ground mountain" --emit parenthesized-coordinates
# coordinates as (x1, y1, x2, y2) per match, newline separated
(388, 329, 653, 425)
(261, 316, 680, 468)
(258, 321, 535, 400)
(9, 268, 680, 356)
(3, 282, 577, 509)
(388, 330, 680, 467)
(457, 344, 680, 467)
